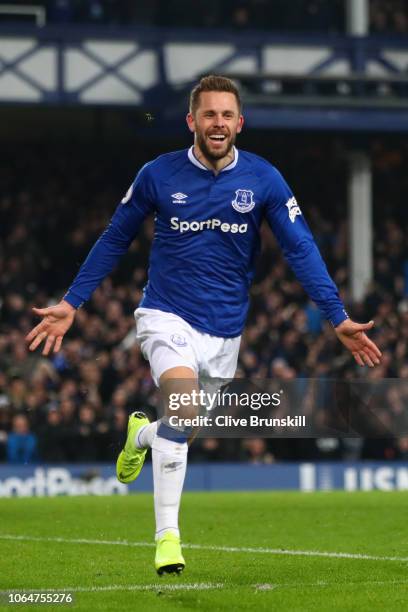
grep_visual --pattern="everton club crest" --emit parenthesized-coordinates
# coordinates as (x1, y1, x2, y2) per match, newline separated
(231, 189, 255, 213)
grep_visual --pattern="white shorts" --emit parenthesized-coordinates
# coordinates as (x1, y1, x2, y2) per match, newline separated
(134, 307, 241, 386)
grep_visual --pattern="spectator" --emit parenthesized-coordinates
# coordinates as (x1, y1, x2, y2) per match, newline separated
(241, 438, 274, 464)
(38, 405, 66, 462)
(7, 414, 37, 464)
(104, 407, 128, 461)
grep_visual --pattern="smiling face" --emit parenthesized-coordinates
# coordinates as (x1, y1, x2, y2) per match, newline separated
(187, 91, 244, 163)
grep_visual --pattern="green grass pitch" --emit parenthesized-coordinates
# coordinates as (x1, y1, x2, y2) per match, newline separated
(0, 491, 407, 611)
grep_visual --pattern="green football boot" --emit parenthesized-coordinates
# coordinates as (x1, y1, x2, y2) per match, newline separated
(155, 532, 185, 575)
(116, 411, 150, 484)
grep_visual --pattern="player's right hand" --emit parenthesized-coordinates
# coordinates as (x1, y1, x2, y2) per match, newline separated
(25, 300, 76, 355)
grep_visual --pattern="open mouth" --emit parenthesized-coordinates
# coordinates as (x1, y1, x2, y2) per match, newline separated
(208, 134, 227, 142)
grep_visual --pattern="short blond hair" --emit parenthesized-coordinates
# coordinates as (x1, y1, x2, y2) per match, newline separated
(189, 75, 242, 114)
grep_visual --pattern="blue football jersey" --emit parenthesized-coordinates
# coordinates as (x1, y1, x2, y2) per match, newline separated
(64, 147, 347, 337)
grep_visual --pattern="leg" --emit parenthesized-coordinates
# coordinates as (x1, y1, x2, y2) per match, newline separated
(151, 366, 199, 574)
(120, 308, 201, 573)
(116, 365, 199, 573)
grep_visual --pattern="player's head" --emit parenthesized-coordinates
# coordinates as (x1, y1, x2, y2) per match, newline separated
(187, 75, 244, 162)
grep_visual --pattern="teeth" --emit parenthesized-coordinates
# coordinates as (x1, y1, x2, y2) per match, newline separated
(209, 135, 225, 141)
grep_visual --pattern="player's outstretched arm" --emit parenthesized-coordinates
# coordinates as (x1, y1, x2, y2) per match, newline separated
(25, 166, 154, 357)
(25, 300, 76, 356)
(334, 319, 382, 368)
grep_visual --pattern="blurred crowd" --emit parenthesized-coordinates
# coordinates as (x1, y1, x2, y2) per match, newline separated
(0, 136, 407, 464)
(1, 0, 407, 34)
(370, 0, 408, 34)
(1, 0, 345, 31)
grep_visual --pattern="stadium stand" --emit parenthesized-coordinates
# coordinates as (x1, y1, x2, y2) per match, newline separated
(3, 1, 408, 34)
(1, 0, 345, 31)
(1, 136, 407, 463)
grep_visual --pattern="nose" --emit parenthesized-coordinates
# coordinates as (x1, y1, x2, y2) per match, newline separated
(213, 114, 225, 128)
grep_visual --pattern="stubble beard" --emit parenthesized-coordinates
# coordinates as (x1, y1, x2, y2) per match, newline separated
(195, 129, 236, 162)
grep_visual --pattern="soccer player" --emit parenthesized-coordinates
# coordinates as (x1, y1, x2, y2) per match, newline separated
(26, 75, 382, 575)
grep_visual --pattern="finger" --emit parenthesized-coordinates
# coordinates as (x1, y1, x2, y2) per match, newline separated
(29, 331, 47, 352)
(363, 347, 381, 365)
(54, 336, 63, 353)
(361, 352, 375, 367)
(32, 307, 52, 316)
(357, 339, 381, 364)
(351, 320, 375, 332)
(352, 351, 365, 367)
(363, 337, 382, 359)
(25, 321, 47, 343)
(356, 334, 382, 360)
(42, 335, 55, 356)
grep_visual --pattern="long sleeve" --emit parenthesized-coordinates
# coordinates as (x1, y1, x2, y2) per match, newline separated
(64, 164, 155, 308)
(264, 167, 348, 327)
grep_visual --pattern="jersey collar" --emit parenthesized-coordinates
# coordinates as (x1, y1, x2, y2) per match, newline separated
(188, 145, 239, 172)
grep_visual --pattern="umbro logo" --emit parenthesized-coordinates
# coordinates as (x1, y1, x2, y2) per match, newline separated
(172, 192, 188, 204)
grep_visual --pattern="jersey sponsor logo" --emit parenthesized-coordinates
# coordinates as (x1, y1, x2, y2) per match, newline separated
(171, 192, 188, 204)
(232, 189, 255, 213)
(121, 183, 133, 204)
(170, 217, 248, 234)
(285, 196, 302, 223)
(171, 333, 187, 347)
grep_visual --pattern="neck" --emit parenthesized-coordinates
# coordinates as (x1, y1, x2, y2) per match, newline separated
(193, 143, 235, 175)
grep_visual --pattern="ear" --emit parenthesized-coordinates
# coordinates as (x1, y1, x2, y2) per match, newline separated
(186, 112, 195, 133)
(236, 114, 244, 134)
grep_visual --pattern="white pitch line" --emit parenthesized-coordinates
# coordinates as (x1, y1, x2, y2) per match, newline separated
(255, 579, 408, 589)
(1, 534, 408, 563)
(0, 534, 153, 548)
(0, 583, 223, 595)
(1, 580, 408, 595)
(185, 543, 408, 563)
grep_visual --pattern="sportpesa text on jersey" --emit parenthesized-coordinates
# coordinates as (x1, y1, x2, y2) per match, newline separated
(64, 147, 347, 337)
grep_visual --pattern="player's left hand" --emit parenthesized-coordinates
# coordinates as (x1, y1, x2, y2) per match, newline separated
(334, 319, 381, 367)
